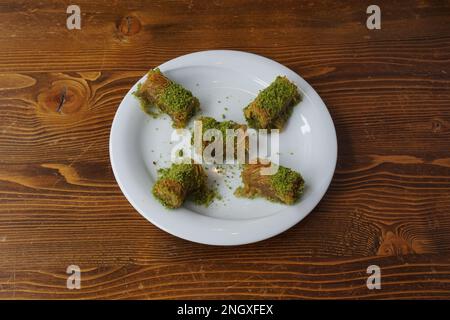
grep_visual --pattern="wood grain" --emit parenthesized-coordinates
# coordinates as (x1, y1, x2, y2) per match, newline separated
(0, 0, 449, 299)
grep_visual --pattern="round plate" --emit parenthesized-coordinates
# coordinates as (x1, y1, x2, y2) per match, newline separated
(110, 50, 337, 245)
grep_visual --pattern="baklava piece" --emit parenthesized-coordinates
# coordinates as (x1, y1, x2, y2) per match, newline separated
(152, 163, 214, 209)
(134, 68, 200, 128)
(235, 161, 304, 205)
(243, 76, 301, 131)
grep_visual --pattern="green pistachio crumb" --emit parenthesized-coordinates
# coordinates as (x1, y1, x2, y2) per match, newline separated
(256, 76, 299, 116)
(270, 166, 304, 199)
(158, 82, 196, 113)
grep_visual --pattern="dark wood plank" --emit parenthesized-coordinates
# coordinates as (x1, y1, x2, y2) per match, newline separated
(0, 0, 449, 299)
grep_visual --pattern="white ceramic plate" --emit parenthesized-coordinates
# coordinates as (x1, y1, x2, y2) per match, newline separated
(110, 50, 337, 245)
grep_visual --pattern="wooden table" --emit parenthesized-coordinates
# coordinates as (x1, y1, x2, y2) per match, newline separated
(0, 0, 449, 299)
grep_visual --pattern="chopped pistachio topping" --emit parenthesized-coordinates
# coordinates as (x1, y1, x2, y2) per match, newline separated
(200, 116, 241, 137)
(190, 187, 217, 206)
(158, 82, 197, 113)
(153, 164, 216, 208)
(270, 166, 304, 199)
(256, 76, 299, 116)
(157, 164, 199, 190)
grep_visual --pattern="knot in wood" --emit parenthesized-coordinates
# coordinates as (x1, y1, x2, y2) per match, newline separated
(117, 16, 141, 36)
